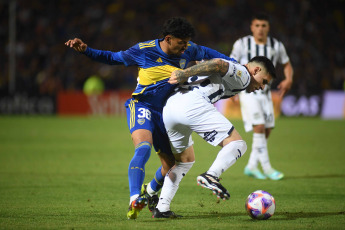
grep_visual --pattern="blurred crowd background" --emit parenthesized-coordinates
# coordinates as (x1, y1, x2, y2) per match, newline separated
(1, 0, 345, 97)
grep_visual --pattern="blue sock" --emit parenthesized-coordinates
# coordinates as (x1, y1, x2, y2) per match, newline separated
(128, 141, 151, 197)
(150, 165, 164, 192)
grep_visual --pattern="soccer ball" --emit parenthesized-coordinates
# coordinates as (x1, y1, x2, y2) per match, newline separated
(245, 190, 275, 220)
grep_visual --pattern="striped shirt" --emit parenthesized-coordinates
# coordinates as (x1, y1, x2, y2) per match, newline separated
(179, 59, 250, 104)
(230, 35, 289, 93)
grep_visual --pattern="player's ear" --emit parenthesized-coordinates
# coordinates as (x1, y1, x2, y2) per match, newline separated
(165, 35, 172, 45)
(254, 66, 261, 75)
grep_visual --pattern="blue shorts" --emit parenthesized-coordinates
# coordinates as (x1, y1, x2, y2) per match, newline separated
(125, 98, 172, 155)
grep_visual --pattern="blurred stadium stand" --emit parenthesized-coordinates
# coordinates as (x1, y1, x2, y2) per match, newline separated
(1, 0, 344, 116)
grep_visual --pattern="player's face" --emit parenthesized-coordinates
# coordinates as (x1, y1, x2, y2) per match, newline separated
(166, 36, 191, 56)
(246, 67, 272, 93)
(250, 19, 270, 42)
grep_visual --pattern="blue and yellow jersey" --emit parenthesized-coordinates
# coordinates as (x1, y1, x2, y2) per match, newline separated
(83, 38, 231, 108)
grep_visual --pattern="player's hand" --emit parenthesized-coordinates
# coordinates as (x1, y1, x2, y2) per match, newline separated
(277, 78, 292, 97)
(168, 70, 185, 84)
(65, 38, 87, 52)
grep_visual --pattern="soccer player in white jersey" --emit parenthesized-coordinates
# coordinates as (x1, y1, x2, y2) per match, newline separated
(152, 56, 276, 218)
(230, 13, 294, 180)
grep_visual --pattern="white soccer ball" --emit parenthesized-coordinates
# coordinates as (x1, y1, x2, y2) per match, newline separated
(245, 190, 276, 220)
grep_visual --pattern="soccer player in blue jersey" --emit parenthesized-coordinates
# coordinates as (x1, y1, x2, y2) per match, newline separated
(65, 17, 232, 219)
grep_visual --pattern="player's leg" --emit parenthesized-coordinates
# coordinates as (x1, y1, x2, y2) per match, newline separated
(239, 93, 267, 179)
(260, 128, 284, 180)
(153, 146, 195, 218)
(197, 128, 247, 200)
(125, 99, 154, 219)
(258, 94, 284, 180)
(152, 91, 195, 218)
(142, 151, 175, 212)
(141, 107, 176, 212)
(244, 124, 268, 179)
(185, 99, 247, 200)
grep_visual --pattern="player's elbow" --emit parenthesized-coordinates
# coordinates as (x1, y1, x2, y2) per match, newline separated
(209, 58, 226, 73)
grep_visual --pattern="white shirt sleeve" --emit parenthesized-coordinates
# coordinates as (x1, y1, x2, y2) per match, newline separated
(222, 60, 251, 90)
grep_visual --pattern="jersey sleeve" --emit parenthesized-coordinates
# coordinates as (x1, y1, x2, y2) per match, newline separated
(222, 60, 250, 90)
(190, 42, 235, 62)
(83, 44, 143, 66)
(230, 39, 243, 61)
(277, 42, 290, 65)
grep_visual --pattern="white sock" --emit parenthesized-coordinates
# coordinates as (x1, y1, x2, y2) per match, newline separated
(156, 161, 194, 212)
(251, 133, 272, 174)
(129, 194, 139, 205)
(246, 133, 262, 170)
(146, 183, 157, 196)
(207, 140, 247, 178)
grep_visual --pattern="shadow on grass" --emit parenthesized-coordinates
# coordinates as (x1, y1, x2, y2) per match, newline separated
(271, 211, 345, 220)
(285, 174, 345, 180)
(146, 211, 345, 222)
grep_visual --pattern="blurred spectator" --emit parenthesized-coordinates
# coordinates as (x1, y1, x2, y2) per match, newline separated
(83, 75, 104, 95)
(1, 0, 344, 96)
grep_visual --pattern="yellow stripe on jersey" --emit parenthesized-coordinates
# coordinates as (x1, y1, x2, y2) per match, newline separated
(137, 65, 181, 85)
(132, 86, 147, 96)
(139, 40, 156, 49)
(129, 99, 136, 129)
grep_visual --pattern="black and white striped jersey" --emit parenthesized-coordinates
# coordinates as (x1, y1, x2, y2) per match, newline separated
(230, 35, 289, 93)
(178, 59, 250, 104)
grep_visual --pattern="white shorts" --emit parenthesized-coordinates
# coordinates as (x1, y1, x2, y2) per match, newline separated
(163, 90, 234, 154)
(239, 90, 275, 132)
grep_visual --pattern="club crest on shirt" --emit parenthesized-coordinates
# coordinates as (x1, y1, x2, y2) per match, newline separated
(179, 59, 186, 69)
(138, 118, 145, 125)
(236, 70, 242, 77)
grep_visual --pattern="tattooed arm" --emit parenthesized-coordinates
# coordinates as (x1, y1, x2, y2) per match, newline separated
(168, 58, 229, 84)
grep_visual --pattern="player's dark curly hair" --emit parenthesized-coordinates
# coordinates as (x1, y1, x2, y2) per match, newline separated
(252, 12, 270, 23)
(162, 17, 195, 39)
(249, 56, 277, 79)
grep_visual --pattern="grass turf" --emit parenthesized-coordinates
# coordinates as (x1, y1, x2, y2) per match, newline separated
(0, 116, 344, 229)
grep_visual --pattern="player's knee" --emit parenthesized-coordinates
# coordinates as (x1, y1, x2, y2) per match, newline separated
(239, 140, 247, 155)
(234, 140, 247, 158)
(253, 124, 265, 133)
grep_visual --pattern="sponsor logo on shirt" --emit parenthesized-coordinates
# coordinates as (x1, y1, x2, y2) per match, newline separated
(203, 130, 218, 142)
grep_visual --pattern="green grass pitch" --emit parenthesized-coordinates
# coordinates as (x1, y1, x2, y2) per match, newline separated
(0, 116, 344, 229)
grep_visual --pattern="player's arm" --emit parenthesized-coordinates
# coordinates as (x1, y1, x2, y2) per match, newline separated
(65, 38, 128, 66)
(169, 58, 229, 84)
(198, 45, 239, 63)
(277, 61, 294, 97)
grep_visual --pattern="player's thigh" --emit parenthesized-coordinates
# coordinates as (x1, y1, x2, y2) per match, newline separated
(163, 92, 195, 154)
(125, 98, 154, 145)
(163, 91, 193, 130)
(151, 108, 174, 156)
(191, 103, 234, 147)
